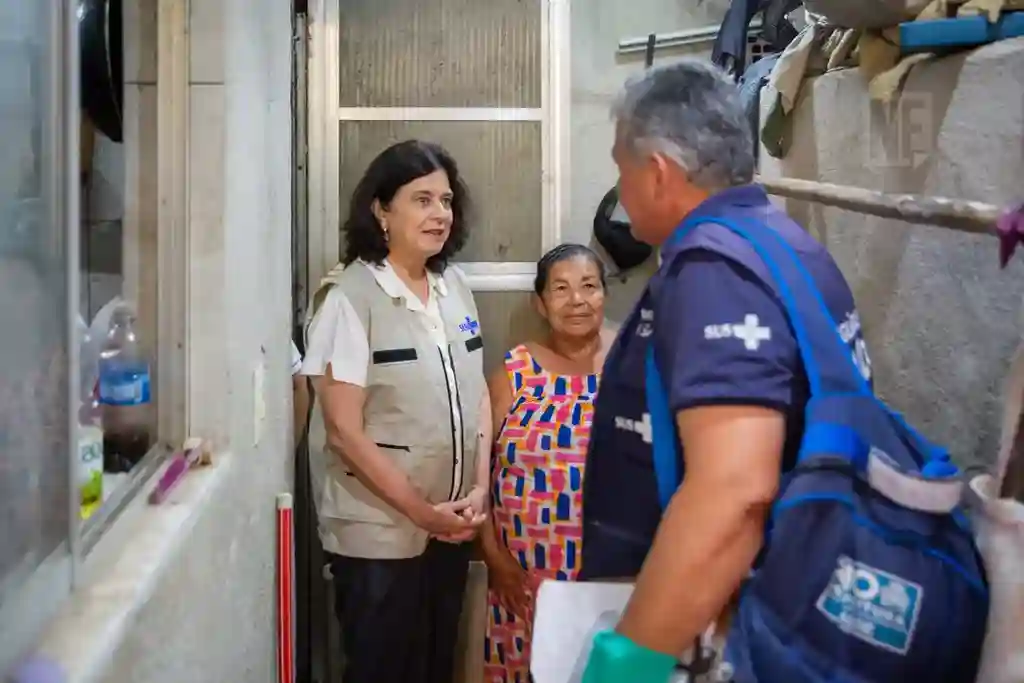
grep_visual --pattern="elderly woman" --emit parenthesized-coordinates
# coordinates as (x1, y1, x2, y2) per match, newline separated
(481, 244, 612, 683)
(302, 140, 490, 683)
(577, 60, 881, 682)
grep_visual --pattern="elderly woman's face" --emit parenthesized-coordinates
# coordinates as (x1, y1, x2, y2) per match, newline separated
(376, 169, 453, 259)
(537, 257, 605, 339)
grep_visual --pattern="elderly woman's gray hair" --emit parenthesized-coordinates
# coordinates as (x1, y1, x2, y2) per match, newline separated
(611, 59, 755, 191)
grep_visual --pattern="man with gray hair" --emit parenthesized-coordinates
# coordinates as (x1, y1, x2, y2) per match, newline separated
(577, 59, 874, 681)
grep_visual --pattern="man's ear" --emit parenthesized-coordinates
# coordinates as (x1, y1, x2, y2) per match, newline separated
(649, 152, 673, 200)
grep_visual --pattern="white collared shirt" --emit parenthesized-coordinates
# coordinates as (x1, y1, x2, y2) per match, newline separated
(301, 259, 468, 494)
(290, 341, 302, 376)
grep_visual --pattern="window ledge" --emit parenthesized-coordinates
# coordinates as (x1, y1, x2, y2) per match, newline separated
(29, 452, 235, 683)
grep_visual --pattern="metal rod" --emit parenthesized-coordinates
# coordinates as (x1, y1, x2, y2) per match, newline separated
(757, 176, 1001, 235)
(617, 19, 762, 55)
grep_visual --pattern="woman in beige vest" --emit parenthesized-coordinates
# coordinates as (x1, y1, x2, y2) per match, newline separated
(302, 140, 490, 683)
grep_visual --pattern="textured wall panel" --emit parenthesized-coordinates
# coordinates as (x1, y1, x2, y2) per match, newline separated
(474, 291, 547, 377)
(338, 121, 543, 262)
(759, 47, 1024, 472)
(337, 0, 542, 108)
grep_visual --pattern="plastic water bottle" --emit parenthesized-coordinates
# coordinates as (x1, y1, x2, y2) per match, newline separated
(97, 302, 152, 472)
(75, 314, 103, 518)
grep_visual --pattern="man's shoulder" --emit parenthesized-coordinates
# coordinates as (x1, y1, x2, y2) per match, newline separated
(663, 214, 845, 292)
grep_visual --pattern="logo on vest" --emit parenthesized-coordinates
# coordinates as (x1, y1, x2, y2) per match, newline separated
(636, 308, 654, 338)
(816, 555, 923, 655)
(459, 316, 480, 336)
(837, 310, 872, 382)
(704, 314, 771, 351)
(614, 413, 652, 444)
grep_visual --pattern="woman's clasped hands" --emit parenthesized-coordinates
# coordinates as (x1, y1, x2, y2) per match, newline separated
(418, 485, 487, 543)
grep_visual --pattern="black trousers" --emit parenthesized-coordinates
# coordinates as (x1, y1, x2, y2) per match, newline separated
(329, 539, 472, 683)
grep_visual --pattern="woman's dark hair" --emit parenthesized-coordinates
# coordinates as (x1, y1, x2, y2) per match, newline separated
(534, 243, 607, 295)
(342, 140, 470, 273)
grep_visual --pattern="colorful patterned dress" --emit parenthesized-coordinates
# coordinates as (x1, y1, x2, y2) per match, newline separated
(484, 344, 599, 683)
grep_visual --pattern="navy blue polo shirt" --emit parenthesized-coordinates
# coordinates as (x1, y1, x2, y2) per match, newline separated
(579, 184, 872, 580)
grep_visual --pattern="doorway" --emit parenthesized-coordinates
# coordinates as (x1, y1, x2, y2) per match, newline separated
(300, 1, 570, 680)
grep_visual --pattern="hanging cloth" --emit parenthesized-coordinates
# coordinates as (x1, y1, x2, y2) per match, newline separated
(712, 0, 768, 78)
(712, 0, 804, 79)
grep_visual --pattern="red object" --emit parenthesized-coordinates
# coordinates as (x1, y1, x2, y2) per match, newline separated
(277, 493, 295, 683)
(148, 452, 189, 505)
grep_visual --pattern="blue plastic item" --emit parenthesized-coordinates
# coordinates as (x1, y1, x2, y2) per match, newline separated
(899, 12, 1024, 54)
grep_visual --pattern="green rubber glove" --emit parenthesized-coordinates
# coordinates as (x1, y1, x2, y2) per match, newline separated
(580, 629, 678, 683)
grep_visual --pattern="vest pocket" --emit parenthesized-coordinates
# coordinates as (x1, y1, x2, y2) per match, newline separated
(323, 455, 411, 525)
(372, 348, 418, 364)
(375, 442, 410, 452)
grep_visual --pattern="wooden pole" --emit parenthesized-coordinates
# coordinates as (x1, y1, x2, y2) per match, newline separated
(756, 176, 1002, 236)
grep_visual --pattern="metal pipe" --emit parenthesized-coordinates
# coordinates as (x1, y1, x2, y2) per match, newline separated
(617, 19, 763, 55)
(757, 176, 1001, 235)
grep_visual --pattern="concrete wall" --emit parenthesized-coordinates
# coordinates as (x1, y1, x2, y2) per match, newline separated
(29, 0, 295, 680)
(567, 0, 730, 321)
(760, 40, 1024, 470)
(97, 0, 295, 680)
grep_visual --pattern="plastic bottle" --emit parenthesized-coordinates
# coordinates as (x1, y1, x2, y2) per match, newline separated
(97, 301, 152, 472)
(76, 313, 103, 517)
(77, 394, 104, 518)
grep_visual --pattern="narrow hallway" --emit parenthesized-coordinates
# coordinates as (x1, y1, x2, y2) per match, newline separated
(2, 1, 1023, 682)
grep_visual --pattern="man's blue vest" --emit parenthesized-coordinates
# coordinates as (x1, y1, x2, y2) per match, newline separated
(580, 196, 988, 682)
(580, 187, 822, 579)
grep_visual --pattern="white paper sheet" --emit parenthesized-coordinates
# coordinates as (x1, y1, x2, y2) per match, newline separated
(530, 580, 635, 683)
(530, 580, 730, 683)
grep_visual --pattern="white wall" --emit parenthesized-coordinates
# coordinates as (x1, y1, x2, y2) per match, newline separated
(567, 0, 730, 321)
(98, 0, 295, 679)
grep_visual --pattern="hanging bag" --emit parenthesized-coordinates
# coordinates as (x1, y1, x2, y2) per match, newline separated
(968, 341, 1024, 683)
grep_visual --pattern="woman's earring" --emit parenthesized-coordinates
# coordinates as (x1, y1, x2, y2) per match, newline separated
(381, 221, 389, 242)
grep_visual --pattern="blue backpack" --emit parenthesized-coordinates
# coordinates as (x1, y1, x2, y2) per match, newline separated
(644, 215, 989, 682)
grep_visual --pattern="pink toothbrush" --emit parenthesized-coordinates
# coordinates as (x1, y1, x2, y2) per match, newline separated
(149, 438, 207, 505)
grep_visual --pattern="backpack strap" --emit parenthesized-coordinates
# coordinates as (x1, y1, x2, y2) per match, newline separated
(645, 346, 678, 511)
(644, 351, 728, 667)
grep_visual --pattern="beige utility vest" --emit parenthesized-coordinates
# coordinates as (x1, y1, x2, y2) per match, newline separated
(306, 262, 485, 559)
